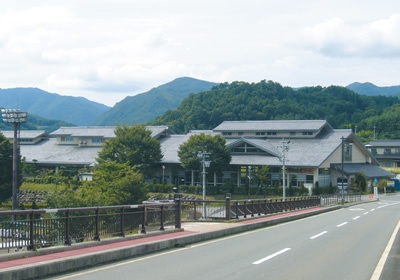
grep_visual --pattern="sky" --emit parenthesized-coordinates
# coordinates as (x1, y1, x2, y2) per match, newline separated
(1, 1, 400, 107)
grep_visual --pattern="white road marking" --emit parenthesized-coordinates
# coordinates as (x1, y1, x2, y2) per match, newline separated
(252, 248, 291, 264)
(337, 222, 347, 227)
(371, 220, 400, 280)
(353, 216, 360, 220)
(310, 231, 328, 240)
(363, 212, 369, 215)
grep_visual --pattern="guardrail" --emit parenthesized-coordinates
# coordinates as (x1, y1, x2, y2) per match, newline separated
(320, 193, 362, 206)
(0, 201, 180, 252)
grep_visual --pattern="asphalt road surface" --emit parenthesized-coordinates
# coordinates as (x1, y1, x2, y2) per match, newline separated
(47, 194, 400, 280)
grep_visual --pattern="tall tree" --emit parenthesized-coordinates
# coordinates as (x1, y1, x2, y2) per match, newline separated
(178, 133, 231, 175)
(97, 125, 162, 175)
(0, 133, 13, 202)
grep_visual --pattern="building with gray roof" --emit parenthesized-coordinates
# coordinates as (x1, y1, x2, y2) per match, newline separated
(1, 120, 392, 190)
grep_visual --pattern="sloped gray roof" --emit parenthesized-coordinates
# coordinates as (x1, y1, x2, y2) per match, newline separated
(223, 129, 354, 167)
(333, 163, 394, 178)
(50, 126, 170, 138)
(160, 130, 219, 164)
(1, 130, 47, 139)
(213, 120, 330, 132)
(367, 140, 400, 147)
(20, 139, 100, 165)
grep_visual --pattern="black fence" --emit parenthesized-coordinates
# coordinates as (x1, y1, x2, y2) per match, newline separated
(181, 196, 322, 221)
(0, 201, 179, 252)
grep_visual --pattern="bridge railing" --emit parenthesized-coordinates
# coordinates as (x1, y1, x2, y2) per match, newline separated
(181, 196, 322, 221)
(0, 201, 180, 252)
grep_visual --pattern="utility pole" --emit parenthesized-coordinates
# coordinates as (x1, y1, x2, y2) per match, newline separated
(279, 140, 290, 201)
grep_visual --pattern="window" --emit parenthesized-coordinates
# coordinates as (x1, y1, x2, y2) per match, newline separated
(61, 136, 73, 142)
(256, 132, 265, 136)
(384, 148, 391, 155)
(290, 132, 296, 136)
(223, 132, 232, 136)
(371, 148, 377, 154)
(92, 138, 102, 143)
(344, 143, 352, 161)
(302, 131, 312, 136)
(238, 132, 244, 136)
(267, 132, 277, 136)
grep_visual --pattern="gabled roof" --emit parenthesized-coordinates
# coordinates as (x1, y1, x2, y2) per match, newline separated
(213, 120, 331, 132)
(226, 137, 280, 157)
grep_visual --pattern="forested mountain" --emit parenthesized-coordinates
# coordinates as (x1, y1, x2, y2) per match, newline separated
(152, 80, 400, 140)
(92, 77, 217, 125)
(347, 82, 400, 97)
(0, 88, 110, 126)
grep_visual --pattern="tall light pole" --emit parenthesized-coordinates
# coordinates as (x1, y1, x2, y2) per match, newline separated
(1, 109, 27, 211)
(279, 140, 290, 201)
(198, 151, 210, 219)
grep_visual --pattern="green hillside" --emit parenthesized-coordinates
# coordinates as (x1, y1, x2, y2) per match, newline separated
(93, 77, 217, 125)
(152, 80, 400, 140)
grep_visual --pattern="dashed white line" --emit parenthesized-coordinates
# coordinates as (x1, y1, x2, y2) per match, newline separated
(310, 231, 328, 240)
(253, 248, 291, 264)
(353, 216, 360, 220)
(363, 212, 369, 215)
(337, 222, 348, 227)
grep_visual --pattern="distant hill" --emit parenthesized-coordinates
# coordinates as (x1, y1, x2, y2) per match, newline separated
(92, 77, 217, 125)
(0, 88, 110, 126)
(152, 80, 400, 139)
(347, 82, 400, 97)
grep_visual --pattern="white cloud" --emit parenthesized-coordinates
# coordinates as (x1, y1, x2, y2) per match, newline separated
(1, 1, 400, 106)
(305, 14, 400, 58)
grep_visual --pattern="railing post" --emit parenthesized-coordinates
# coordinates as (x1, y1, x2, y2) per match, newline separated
(175, 194, 182, 229)
(65, 209, 71, 246)
(141, 205, 146, 234)
(251, 200, 254, 217)
(235, 201, 239, 219)
(225, 193, 231, 220)
(120, 207, 125, 237)
(94, 208, 100, 241)
(193, 201, 197, 220)
(28, 211, 35, 251)
(160, 205, 165, 231)
(243, 201, 247, 218)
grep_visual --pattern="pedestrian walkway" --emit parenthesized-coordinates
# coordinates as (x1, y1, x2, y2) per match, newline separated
(0, 205, 340, 280)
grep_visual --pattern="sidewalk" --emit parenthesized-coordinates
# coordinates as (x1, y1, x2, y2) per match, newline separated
(0, 205, 340, 280)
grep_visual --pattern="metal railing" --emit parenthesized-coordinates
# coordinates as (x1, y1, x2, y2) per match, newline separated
(0, 201, 180, 252)
(320, 193, 362, 206)
(181, 196, 321, 221)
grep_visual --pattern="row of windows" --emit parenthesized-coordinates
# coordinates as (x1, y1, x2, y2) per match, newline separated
(222, 131, 313, 136)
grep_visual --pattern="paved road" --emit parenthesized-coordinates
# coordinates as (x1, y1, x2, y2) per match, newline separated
(47, 195, 400, 280)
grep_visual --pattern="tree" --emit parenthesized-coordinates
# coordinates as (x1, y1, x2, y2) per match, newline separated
(94, 161, 148, 205)
(47, 162, 148, 208)
(178, 133, 231, 176)
(97, 125, 162, 176)
(0, 133, 13, 202)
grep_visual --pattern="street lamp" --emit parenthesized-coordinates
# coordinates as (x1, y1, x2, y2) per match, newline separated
(198, 151, 211, 219)
(1, 109, 27, 211)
